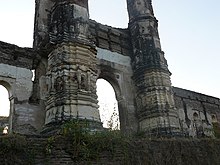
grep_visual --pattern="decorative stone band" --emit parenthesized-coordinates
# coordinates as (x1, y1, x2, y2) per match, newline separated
(133, 70, 181, 136)
(48, 2, 90, 45)
(45, 42, 101, 128)
(139, 114, 182, 136)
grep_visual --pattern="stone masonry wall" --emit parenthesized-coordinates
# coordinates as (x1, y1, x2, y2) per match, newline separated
(34, 19, 133, 57)
(89, 20, 132, 57)
(173, 87, 220, 137)
(97, 47, 137, 133)
(0, 41, 36, 70)
(1, 0, 220, 136)
(2, 135, 220, 165)
(0, 41, 44, 134)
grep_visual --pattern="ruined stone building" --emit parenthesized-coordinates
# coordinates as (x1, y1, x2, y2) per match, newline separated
(0, 0, 219, 137)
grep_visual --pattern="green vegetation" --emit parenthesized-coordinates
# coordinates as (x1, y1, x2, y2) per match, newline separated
(0, 121, 220, 164)
(46, 119, 129, 162)
(212, 122, 220, 138)
(0, 127, 4, 134)
(0, 134, 34, 164)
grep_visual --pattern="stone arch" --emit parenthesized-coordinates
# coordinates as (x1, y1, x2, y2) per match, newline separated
(0, 80, 14, 134)
(0, 85, 10, 117)
(193, 112, 199, 121)
(98, 70, 127, 131)
(96, 47, 138, 134)
(98, 72, 121, 101)
(96, 79, 119, 129)
(0, 81, 12, 98)
(211, 114, 217, 123)
(0, 63, 35, 134)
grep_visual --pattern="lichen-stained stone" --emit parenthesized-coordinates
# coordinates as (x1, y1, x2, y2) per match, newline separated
(97, 48, 138, 134)
(45, 43, 101, 128)
(127, 0, 181, 136)
(97, 48, 131, 67)
(0, 64, 33, 101)
(0, 0, 219, 137)
(40, 0, 104, 132)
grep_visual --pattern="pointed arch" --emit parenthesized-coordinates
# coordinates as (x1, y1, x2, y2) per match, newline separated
(97, 79, 120, 130)
(98, 71, 122, 102)
(97, 67, 127, 131)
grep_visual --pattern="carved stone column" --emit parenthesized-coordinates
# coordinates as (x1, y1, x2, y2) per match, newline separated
(127, 0, 181, 136)
(44, 1, 101, 130)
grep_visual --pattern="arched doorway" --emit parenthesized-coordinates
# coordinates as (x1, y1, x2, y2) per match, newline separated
(88, 0, 128, 28)
(0, 85, 10, 134)
(96, 79, 120, 130)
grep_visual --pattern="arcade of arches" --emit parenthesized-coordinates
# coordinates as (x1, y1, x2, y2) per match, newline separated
(0, 0, 219, 138)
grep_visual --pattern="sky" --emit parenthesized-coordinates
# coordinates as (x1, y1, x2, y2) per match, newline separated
(0, 0, 219, 115)
(96, 79, 119, 129)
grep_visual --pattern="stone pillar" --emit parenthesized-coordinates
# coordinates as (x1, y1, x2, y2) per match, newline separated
(127, 0, 181, 136)
(43, 0, 101, 130)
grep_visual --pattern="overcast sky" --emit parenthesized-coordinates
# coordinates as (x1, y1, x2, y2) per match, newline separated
(0, 0, 219, 101)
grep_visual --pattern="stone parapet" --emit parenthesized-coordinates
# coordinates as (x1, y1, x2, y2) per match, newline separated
(173, 87, 220, 105)
(0, 41, 37, 69)
(88, 20, 132, 57)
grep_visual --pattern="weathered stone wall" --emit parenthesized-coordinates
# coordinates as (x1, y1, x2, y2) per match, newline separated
(1, 23, 220, 136)
(2, 135, 220, 165)
(89, 20, 132, 56)
(32, 0, 136, 134)
(1, 21, 220, 136)
(7, 0, 136, 134)
(173, 87, 220, 137)
(34, 0, 55, 48)
(0, 41, 44, 134)
(0, 41, 35, 69)
(0, 0, 220, 137)
(97, 47, 137, 133)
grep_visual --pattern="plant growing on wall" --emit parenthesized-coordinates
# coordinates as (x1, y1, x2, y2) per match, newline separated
(45, 118, 129, 162)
